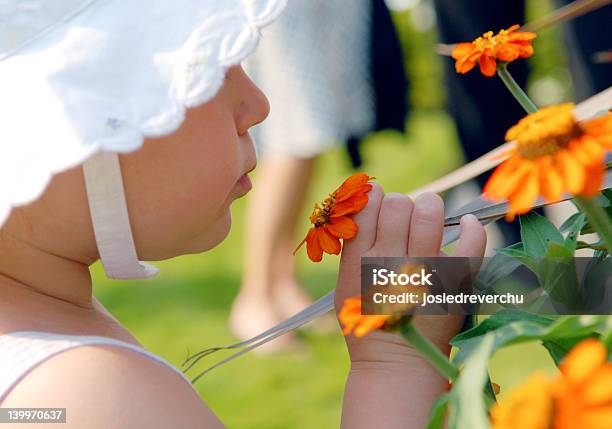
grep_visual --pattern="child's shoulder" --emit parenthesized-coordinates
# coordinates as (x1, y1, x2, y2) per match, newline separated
(0, 344, 223, 428)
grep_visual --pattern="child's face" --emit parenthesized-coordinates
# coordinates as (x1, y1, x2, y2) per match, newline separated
(17, 65, 269, 263)
(119, 65, 270, 259)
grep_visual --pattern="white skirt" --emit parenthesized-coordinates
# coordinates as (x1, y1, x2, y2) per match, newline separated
(245, 0, 375, 158)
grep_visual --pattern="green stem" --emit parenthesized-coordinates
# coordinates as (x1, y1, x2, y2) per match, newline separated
(400, 323, 459, 381)
(576, 241, 608, 252)
(496, 62, 538, 114)
(574, 196, 612, 252)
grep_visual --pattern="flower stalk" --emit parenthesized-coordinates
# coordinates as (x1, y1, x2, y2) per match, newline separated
(400, 323, 459, 381)
(574, 196, 612, 252)
(496, 62, 538, 114)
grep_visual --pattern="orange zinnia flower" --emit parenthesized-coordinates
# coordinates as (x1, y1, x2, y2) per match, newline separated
(484, 103, 612, 220)
(294, 173, 374, 262)
(490, 338, 612, 429)
(452, 24, 536, 77)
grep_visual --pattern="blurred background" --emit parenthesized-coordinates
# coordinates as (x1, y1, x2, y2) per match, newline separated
(92, 0, 593, 427)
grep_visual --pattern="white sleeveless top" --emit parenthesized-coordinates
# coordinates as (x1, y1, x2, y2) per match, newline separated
(0, 330, 194, 402)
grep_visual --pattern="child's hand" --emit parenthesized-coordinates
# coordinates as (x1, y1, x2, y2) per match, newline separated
(335, 184, 486, 364)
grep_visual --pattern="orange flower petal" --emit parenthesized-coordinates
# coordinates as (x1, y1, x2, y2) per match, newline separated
(581, 113, 612, 148)
(558, 151, 586, 194)
(496, 45, 520, 62)
(338, 295, 390, 337)
(539, 158, 564, 202)
(325, 216, 358, 240)
(316, 227, 342, 256)
(507, 167, 539, 215)
(582, 113, 612, 133)
(455, 50, 481, 74)
(582, 164, 605, 196)
(353, 316, 387, 337)
(305, 228, 324, 262)
(332, 186, 371, 216)
(515, 43, 534, 58)
(334, 173, 374, 202)
(451, 42, 476, 59)
(571, 135, 605, 167)
(580, 365, 612, 406)
(508, 31, 537, 42)
(479, 54, 497, 77)
(484, 157, 529, 200)
(505, 24, 521, 33)
(579, 408, 612, 429)
(560, 338, 607, 385)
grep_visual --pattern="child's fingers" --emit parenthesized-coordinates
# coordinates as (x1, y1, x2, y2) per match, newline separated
(453, 214, 487, 257)
(407, 193, 444, 257)
(372, 193, 414, 256)
(411, 215, 487, 344)
(341, 183, 384, 260)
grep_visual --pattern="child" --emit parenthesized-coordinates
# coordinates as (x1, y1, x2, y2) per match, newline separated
(0, 1, 486, 427)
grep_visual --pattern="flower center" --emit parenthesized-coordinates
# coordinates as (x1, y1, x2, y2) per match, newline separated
(507, 103, 583, 160)
(495, 28, 511, 44)
(474, 31, 496, 52)
(310, 194, 335, 227)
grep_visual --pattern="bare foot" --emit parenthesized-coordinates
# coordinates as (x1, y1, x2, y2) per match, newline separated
(272, 280, 314, 318)
(229, 291, 299, 353)
(272, 281, 337, 333)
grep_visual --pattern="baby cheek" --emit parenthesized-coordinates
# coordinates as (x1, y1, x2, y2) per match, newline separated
(187, 152, 239, 215)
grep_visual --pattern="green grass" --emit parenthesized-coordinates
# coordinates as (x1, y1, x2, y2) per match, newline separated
(92, 110, 556, 427)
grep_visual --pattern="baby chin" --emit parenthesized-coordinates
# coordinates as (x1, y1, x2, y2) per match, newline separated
(185, 208, 233, 255)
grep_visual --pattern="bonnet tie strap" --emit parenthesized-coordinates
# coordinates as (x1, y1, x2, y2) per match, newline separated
(83, 151, 159, 279)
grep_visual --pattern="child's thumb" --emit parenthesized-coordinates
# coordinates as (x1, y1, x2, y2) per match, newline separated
(336, 183, 384, 305)
(340, 183, 384, 262)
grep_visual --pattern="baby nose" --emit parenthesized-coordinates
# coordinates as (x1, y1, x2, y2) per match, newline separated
(249, 81, 270, 128)
(234, 67, 270, 135)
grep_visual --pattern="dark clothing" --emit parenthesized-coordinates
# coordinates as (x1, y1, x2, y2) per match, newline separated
(347, 0, 409, 168)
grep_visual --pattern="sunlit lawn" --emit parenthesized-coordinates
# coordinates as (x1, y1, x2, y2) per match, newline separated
(91, 110, 557, 428)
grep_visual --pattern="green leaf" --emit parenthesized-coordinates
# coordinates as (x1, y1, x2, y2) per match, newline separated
(519, 212, 564, 259)
(476, 245, 524, 290)
(563, 213, 586, 252)
(599, 318, 612, 352)
(536, 249, 579, 306)
(560, 212, 586, 233)
(495, 246, 538, 273)
(451, 310, 553, 345)
(427, 393, 450, 429)
(581, 257, 611, 310)
(451, 315, 608, 364)
(449, 335, 494, 429)
(578, 191, 612, 236)
(599, 189, 612, 210)
(544, 242, 573, 257)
